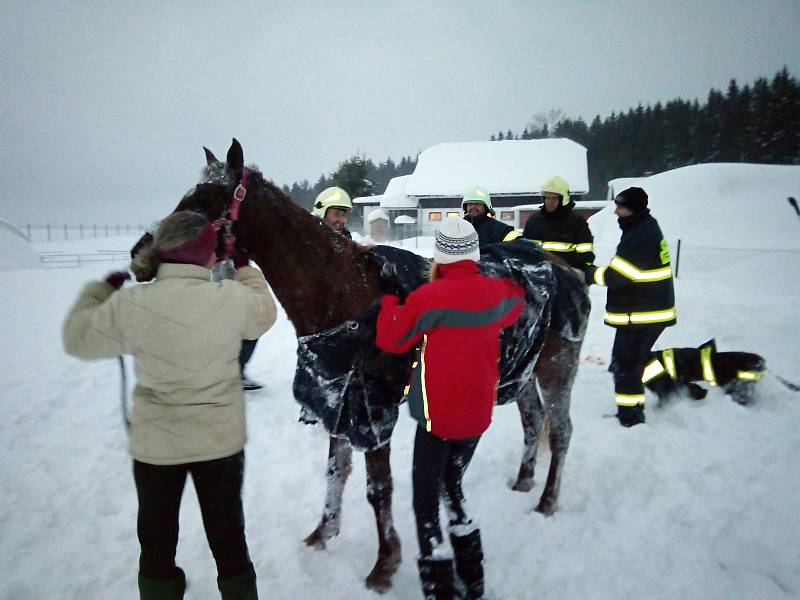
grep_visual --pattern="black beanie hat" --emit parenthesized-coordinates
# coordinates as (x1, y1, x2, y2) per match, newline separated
(614, 187, 648, 213)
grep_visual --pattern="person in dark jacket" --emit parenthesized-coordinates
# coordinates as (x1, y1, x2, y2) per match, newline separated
(377, 217, 524, 599)
(462, 185, 515, 247)
(522, 175, 595, 269)
(580, 187, 676, 427)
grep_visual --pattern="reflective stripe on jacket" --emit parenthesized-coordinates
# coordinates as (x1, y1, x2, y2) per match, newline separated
(521, 203, 595, 268)
(585, 211, 676, 328)
(464, 214, 515, 248)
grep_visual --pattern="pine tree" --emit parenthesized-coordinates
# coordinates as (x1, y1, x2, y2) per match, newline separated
(767, 67, 800, 163)
(331, 155, 375, 200)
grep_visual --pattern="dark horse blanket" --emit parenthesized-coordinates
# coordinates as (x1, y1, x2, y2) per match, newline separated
(293, 240, 590, 450)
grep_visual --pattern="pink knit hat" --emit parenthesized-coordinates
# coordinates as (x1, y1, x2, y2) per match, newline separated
(157, 220, 218, 266)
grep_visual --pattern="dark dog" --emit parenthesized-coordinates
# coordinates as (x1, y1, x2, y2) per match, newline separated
(643, 339, 766, 405)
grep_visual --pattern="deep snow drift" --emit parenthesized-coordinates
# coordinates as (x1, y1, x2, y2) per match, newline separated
(1, 213, 799, 599)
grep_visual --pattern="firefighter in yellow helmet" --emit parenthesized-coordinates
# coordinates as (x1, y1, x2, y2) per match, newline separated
(461, 185, 514, 247)
(522, 176, 595, 269)
(312, 186, 353, 239)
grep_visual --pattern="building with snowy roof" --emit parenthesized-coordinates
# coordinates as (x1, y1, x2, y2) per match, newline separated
(402, 138, 589, 236)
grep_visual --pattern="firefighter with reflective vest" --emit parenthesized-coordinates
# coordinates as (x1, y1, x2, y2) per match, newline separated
(642, 339, 766, 406)
(522, 175, 595, 269)
(580, 187, 676, 427)
(311, 186, 353, 239)
(461, 185, 516, 247)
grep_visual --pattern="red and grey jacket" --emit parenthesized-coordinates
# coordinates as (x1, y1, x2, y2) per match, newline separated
(376, 261, 524, 440)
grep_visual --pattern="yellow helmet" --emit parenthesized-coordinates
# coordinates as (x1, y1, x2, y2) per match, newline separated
(540, 176, 571, 206)
(461, 185, 495, 216)
(311, 186, 353, 218)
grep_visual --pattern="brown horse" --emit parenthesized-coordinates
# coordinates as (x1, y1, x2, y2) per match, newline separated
(157, 139, 585, 592)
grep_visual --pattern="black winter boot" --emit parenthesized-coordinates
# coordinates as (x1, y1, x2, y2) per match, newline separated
(218, 564, 258, 600)
(417, 557, 457, 600)
(138, 568, 186, 600)
(617, 404, 645, 427)
(450, 529, 484, 600)
(686, 382, 708, 400)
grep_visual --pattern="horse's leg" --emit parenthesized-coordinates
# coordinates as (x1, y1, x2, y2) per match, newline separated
(533, 332, 582, 515)
(363, 443, 402, 592)
(512, 377, 546, 492)
(304, 436, 353, 549)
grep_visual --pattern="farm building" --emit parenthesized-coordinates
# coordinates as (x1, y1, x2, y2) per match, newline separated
(404, 138, 589, 236)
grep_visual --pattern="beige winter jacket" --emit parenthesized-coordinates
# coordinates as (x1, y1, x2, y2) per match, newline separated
(62, 264, 277, 465)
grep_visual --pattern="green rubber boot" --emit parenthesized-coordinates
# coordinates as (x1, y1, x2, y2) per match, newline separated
(138, 568, 186, 600)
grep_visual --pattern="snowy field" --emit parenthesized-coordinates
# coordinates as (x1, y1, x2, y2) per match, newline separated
(1, 233, 799, 600)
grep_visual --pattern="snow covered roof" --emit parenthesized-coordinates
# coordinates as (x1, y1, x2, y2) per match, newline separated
(405, 138, 589, 198)
(594, 163, 800, 250)
(607, 177, 646, 201)
(367, 208, 389, 223)
(379, 175, 418, 209)
(353, 195, 381, 205)
(0, 219, 41, 270)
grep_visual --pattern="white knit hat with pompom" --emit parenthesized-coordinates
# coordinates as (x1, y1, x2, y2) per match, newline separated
(433, 217, 480, 264)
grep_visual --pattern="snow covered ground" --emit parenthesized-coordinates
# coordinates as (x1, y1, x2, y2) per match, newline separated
(1, 232, 799, 600)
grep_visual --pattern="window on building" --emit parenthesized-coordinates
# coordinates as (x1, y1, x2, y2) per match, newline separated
(429, 212, 442, 221)
(500, 211, 515, 221)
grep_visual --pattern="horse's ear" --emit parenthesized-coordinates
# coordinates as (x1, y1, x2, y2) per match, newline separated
(227, 138, 244, 172)
(203, 146, 218, 165)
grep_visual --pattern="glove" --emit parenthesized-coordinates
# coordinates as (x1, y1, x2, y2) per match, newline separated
(104, 271, 131, 290)
(570, 268, 586, 284)
(233, 252, 250, 269)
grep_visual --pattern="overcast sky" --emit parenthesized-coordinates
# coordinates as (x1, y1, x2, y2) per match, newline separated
(2, 0, 799, 226)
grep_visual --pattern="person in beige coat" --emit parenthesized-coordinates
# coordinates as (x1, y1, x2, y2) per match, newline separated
(63, 211, 276, 600)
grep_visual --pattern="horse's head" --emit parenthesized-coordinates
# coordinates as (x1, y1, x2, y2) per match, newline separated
(173, 138, 247, 220)
(164, 138, 383, 333)
(170, 138, 279, 261)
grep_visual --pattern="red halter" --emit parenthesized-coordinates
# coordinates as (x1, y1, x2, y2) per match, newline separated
(219, 168, 248, 259)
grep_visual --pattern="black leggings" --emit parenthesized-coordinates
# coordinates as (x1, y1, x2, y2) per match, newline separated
(412, 426, 480, 557)
(133, 451, 252, 579)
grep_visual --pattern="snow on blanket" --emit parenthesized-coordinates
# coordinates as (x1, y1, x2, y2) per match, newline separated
(293, 242, 589, 450)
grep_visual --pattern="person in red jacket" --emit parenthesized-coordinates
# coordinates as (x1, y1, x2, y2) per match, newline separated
(377, 217, 524, 600)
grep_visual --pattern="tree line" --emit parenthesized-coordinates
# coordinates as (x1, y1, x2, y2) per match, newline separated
(281, 155, 418, 212)
(497, 67, 799, 198)
(282, 67, 798, 206)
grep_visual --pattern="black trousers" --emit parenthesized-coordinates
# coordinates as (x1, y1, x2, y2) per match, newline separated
(133, 451, 252, 580)
(239, 338, 258, 374)
(610, 326, 666, 406)
(412, 426, 480, 557)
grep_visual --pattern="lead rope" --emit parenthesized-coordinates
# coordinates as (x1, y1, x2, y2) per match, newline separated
(119, 356, 131, 433)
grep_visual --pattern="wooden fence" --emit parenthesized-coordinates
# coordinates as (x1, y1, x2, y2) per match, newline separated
(23, 224, 146, 243)
(39, 251, 132, 269)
